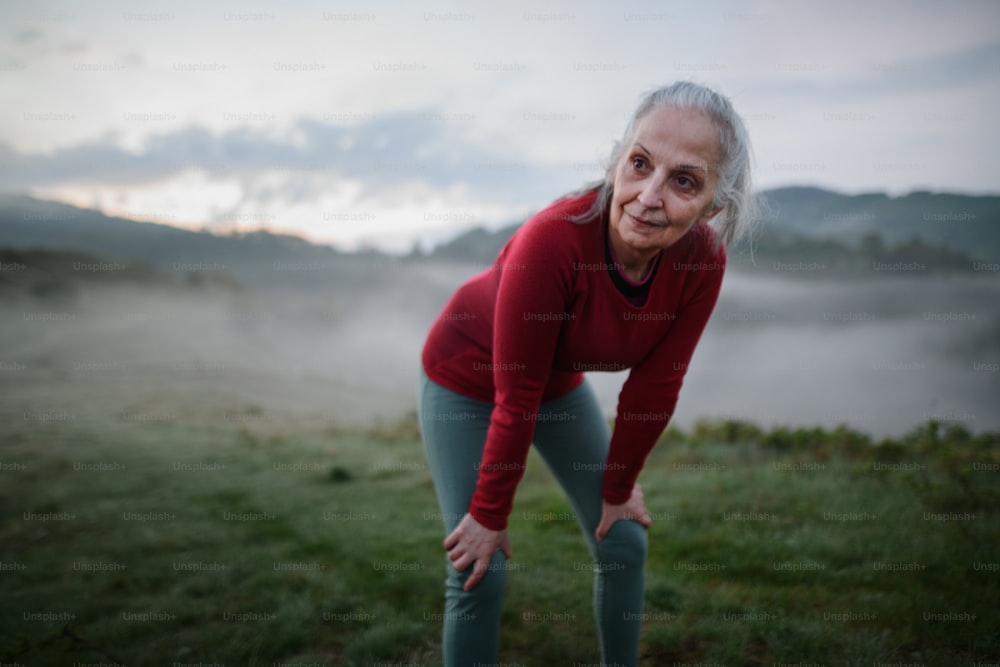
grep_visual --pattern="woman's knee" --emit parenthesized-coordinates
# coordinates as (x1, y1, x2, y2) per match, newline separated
(595, 520, 648, 571)
(447, 551, 510, 607)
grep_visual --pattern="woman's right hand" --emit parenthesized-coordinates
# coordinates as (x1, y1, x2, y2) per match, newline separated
(444, 513, 513, 591)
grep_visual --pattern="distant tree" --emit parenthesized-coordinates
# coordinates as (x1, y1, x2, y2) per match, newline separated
(858, 232, 886, 259)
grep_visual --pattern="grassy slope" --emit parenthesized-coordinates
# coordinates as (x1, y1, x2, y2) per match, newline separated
(1, 403, 997, 666)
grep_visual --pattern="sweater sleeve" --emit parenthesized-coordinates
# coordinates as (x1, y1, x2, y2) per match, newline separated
(602, 239, 726, 504)
(468, 220, 575, 530)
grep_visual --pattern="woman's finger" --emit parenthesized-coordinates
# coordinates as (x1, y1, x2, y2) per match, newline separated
(501, 533, 513, 560)
(630, 502, 652, 528)
(452, 552, 474, 573)
(443, 529, 459, 551)
(449, 541, 477, 571)
(464, 557, 490, 591)
(594, 515, 610, 542)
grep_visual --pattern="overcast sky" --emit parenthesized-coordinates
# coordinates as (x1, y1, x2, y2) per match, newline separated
(1, 0, 998, 252)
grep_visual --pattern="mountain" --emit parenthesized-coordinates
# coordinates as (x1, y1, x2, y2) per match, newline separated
(0, 193, 401, 289)
(426, 226, 511, 265)
(425, 187, 1000, 272)
(758, 187, 999, 257)
(1, 188, 997, 281)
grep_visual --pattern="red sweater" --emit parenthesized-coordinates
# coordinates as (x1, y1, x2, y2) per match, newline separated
(421, 189, 726, 530)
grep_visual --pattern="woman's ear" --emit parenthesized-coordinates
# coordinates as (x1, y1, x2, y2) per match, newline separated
(700, 204, 723, 223)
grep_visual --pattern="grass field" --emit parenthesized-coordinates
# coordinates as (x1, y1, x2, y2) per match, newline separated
(1, 389, 998, 666)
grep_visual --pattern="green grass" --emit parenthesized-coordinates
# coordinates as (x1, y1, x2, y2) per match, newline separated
(1, 410, 997, 666)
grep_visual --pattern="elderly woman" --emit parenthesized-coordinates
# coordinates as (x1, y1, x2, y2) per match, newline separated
(418, 81, 755, 666)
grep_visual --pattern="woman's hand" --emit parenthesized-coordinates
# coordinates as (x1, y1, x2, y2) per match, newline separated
(444, 513, 513, 592)
(595, 483, 652, 542)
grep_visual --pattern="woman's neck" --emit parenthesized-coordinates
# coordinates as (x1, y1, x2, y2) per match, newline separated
(607, 224, 659, 282)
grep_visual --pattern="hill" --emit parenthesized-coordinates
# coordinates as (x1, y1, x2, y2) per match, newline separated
(428, 187, 1000, 273)
(1, 188, 997, 279)
(0, 193, 396, 290)
(760, 186, 998, 254)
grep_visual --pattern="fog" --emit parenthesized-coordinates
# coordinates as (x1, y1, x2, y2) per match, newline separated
(3, 263, 998, 438)
(656, 272, 1000, 436)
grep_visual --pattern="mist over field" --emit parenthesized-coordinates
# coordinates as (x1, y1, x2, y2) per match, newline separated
(4, 259, 997, 439)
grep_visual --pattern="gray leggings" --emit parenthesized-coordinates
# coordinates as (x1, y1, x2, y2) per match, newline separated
(418, 370, 647, 666)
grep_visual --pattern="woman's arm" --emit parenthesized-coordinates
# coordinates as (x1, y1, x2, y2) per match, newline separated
(469, 219, 576, 530)
(603, 245, 726, 506)
(443, 214, 576, 590)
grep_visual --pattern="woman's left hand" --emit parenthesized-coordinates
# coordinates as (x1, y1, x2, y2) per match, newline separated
(595, 483, 652, 542)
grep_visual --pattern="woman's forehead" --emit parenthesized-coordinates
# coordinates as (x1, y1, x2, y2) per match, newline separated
(630, 106, 721, 172)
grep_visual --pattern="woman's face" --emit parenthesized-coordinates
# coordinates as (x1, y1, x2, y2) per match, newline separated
(609, 105, 723, 253)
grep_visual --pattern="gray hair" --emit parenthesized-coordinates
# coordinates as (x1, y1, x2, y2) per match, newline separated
(571, 81, 757, 246)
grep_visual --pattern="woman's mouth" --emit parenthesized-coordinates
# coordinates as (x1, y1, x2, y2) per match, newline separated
(627, 212, 667, 229)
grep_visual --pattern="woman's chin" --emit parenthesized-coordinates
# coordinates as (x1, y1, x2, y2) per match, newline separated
(622, 226, 677, 251)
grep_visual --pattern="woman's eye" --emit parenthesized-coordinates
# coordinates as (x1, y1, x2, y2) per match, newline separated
(677, 175, 695, 189)
(631, 156, 647, 170)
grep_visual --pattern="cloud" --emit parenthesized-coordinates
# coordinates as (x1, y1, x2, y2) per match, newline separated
(862, 40, 1000, 94)
(0, 110, 593, 243)
(0, 111, 586, 201)
(749, 40, 1000, 100)
(4, 0, 998, 250)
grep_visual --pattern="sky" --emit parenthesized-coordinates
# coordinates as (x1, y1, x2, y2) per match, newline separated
(1, 0, 998, 253)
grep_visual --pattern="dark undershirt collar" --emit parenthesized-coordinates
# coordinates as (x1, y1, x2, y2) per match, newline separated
(604, 222, 661, 307)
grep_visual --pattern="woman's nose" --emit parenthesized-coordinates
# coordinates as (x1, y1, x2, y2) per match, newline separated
(636, 179, 663, 209)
